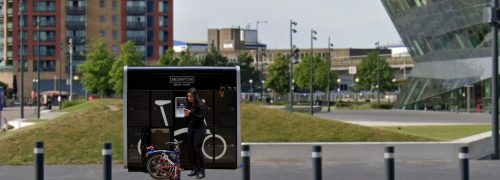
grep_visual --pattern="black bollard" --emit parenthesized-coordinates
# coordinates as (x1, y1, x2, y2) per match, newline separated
(242, 145, 250, 180)
(103, 143, 112, 180)
(35, 141, 44, 180)
(385, 146, 394, 180)
(459, 146, 469, 180)
(312, 145, 322, 180)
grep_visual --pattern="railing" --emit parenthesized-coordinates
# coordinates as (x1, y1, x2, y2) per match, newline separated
(66, 21, 86, 29)
(126, 21, 146, 30)
(66, 6, 86, 15)
(127, 6, 146, 14)
(127, 36, 146, 45)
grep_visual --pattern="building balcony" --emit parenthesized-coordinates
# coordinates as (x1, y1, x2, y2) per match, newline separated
(66, 6, 86, 15)
(126, 21, 146, 30)
(66, 21, 86, 29)
(70, 53, 86, 60)
(127, 6, 146, 15)
(127, 36, 146, 45)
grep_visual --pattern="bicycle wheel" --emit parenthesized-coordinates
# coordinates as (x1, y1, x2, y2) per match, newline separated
(146, 154, 168, 179)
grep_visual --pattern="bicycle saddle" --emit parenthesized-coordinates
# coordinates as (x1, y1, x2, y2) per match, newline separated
(155, 100, 171, 106)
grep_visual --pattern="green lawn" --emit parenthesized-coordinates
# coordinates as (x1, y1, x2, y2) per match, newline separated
(378, 125, 491, 141)
(0, 100, 431, 165)
(242, 104, 431, 142)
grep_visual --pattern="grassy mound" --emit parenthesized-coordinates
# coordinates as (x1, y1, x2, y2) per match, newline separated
(242, 104, 431, 142)
(0, 99, 123, 165)
(0, 100, 431, 165)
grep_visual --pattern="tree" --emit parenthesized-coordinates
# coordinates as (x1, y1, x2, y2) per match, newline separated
(294, 55, 337, 92)
(202, 46, 230, 66)
(158, 48, 178, 66)
(264, 54, 290, 94)
(236, 52, 259, 91)
(177, 50, 200, 66)
(109, 41, 145, 94)
(77, 38, 114, 97)
(355, 52, 396, 92)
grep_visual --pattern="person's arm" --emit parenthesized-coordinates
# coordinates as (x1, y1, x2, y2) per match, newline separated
(189, 103, 205, 119)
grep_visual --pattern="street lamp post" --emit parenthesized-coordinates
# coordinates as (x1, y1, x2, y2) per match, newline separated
(256, 20, 267, 100)
(261, 80, 265, 101)
(355, 78, 360, 103)
(19, 0, 25, 119)
(375, 41, 381, 106)
(327, 37, 334, 112)
(337, 78, 341, 103)
(491, 0, 500, 159)
(69, 38, 73, 101)
(249, 79, 253, 93)
(310, 29, 317, 115)
(36, 16, 40, 119)
(289, 20, 297, 112)
(59, 42, 63, 109)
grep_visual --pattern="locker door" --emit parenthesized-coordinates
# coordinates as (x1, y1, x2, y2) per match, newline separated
(212, 90, 238, 168)
(128, 91, 150, 126)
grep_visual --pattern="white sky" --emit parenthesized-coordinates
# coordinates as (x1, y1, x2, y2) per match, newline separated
(174, 0, 403, 49)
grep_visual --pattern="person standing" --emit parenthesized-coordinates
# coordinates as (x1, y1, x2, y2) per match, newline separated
(184, 88, 206, 179)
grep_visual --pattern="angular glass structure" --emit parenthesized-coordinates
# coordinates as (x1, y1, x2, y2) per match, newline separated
(381, 0, 495, 112)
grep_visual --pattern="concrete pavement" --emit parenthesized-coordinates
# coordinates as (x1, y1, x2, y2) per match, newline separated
(1, 160, 500, 180)
(315, 109, 491, 126)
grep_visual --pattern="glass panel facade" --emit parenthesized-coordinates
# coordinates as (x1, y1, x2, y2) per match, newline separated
(381, 0, 495, 111)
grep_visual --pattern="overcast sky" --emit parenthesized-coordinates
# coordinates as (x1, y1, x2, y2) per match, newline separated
(174, 0, 402, 49)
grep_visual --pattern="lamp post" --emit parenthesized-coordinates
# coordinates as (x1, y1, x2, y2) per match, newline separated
(36, 16, 40, 119)
(73, 75, 80, 100)
(256, 20, 267, 96)
(310, 29, 317, 115)
(68, 38, 73, 101)
(375, 41, 381, 106)
(59, 42, 63, 109)
(491, 0, 500, 159)
(327, 37, 334, 112)
(261, 80, 265, 101)
(355, 78, 360, 103)
(289, 20, 298, 112)
(249, 79, 253, 93)
(19, 0, 25, 119)
(337, 78, 341, 103)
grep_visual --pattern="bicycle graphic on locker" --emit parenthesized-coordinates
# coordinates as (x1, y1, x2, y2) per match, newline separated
(154, 99, 228, 160)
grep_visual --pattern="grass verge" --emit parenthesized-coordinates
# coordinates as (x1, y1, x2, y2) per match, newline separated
(242, 104, 431, 142)
(0, 101, 432, 165)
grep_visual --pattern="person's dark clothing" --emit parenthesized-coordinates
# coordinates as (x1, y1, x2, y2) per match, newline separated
(186, 102, 206, 129)
(186, 102, 206, 175)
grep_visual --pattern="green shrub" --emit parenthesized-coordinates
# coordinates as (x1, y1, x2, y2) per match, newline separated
(335, 101, 353, 109)
(371, 103, 393, 109)
(61, 100, 85, 109)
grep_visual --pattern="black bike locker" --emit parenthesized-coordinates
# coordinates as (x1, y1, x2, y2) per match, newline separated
(124, 66, 241, 172)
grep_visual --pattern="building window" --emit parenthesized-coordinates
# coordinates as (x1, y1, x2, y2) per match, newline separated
(34, 46, 56, 57)
(159, 31, 168, 41)
(112, 45, 119, 56)
(159, 16, 168, 27)
(159, 1, 168, 13)
(147, 46, 154, 57)
(147, 31, 154, 42)
(147, 1, 154, 12)
(19, 61, 28, 72)
(100, 15, 106, 23)
(112, 15, 118, 25)
(100, 0, 105, 8)
(112, 0, 118, 10)
(100, 30, 106, 37)
(112, 30, 118, 40)
(33, 60, 56, 72)
(147, 16, 154, 27)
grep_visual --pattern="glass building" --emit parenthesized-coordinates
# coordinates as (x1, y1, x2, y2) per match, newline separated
(381, 0, 495, 112)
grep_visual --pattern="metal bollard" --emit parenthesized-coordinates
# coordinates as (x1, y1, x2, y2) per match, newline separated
(34, 141, 44, 180)
(459, 146, 469, 180)
(103, 143, 112, 180)
(312, 145, 322, 180)
(242, 145, 250, 180)
(385, 146, 394, 180)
